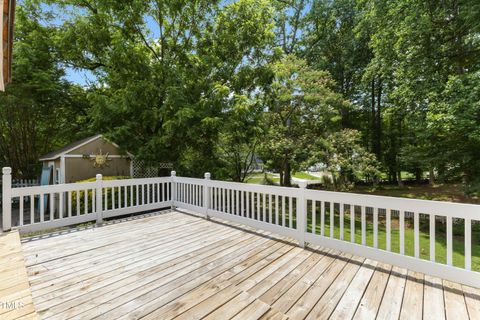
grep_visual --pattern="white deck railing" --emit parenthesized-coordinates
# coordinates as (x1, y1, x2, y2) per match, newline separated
(1, 167, 172, 233)
(2, 167, 480, 287)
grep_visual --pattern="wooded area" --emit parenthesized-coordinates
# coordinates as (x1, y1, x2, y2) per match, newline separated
(0, 0, 479, 196)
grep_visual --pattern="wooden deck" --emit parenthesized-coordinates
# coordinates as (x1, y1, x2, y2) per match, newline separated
(0, 231, 37, 319)
(14, 210, 480, 319)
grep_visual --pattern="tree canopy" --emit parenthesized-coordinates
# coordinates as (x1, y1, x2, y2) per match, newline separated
(1, 0, 479, 195)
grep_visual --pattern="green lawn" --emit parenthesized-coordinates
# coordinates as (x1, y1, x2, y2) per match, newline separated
(350, 184, 479, 204)
(236, 193, 479, 272)
(245, 171, 320, 184)
(305, 209, 480, 271)
(242, 174, 479, 270)
(245, 172, 279, 184)
(292, 172, 322, 180)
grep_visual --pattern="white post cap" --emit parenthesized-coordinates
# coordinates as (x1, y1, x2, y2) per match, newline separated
(171, 171, 177, 176)
(298, 181, 308, 189)
(2, 167, 11, 175)
(204, 172, 211, 180)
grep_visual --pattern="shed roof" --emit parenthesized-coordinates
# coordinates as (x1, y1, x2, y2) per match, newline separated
(39, 135, 132, 161)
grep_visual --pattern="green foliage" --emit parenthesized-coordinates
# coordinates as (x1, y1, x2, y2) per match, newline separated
(4, 0, 480, 198)
(309, 129, 381, 190)
(259, 55, 347, 186)
(0, 2, 91, 178)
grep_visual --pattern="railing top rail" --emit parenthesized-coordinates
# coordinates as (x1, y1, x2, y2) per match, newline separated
(102, 176, 171, 187)
(304, 188, 480, 219)
(11, 181, 97, 197)
(177, 175, 480, 216)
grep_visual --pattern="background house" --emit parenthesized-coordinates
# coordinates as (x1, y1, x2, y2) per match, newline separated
(39, 134, 133, 184)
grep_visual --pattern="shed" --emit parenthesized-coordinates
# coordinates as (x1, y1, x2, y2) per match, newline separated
(39, 135, 133, 184)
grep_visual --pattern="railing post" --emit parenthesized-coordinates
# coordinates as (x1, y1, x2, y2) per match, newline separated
(96, 174, 103, 226)
(204, 173, 211, 219)
(171, 171, 177, 210)
(297, 181, 307, 248)
(2, 167, 12, 232)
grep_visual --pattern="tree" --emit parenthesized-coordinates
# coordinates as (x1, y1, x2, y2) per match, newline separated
(309, 129, 380, 190)
(0, 2, 90, 178)
(49, 0, 275, 177)
(214, 88, 264, 182)
(260, 55, 347, 186)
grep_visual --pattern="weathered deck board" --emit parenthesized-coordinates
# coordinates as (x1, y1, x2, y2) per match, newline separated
(14, 210, 479, 319)
(0, 231, 38, 320)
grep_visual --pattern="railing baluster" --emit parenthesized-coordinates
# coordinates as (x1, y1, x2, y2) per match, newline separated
(222, 188, 225, 212)
(90, 189, 95, 213)
(167, 182, 170, 201)
(414, 212, 420, 258)
(447, 216, 453, 266)
(227, 189, 231, 213)
(268, 194, 272, 223)
(129, 185, 133, 206)
(429, 213, 435, 262)
(40, 193, 45, 222)
(361, 206, 366, 245)
(250, 192, 256, 219)
(373, 207, 378, 248)
(386, 208, 391, 251)
(330, 202, 334, 238)
(282, 196, 286, 227)
(19, 196, 24, 226)
(321, 201, 325, 236)
(50, 193, 54, 220)
(275, 195, 279, 225)
(340, 203, 344, 240)
(263, 193, 266, 222)
(118, 185, 122, 207)
(84, 190, 88, 214)
(312, 200, 316, 234)
(400, 210, 405, 255)
(59, 192, 64, 219)
(68, 191, 72, 216)
(289, 197, 293, 228)
(245, 191, 252, 218)
(465, 218, 471, 270)
(350, 205, 355, 243)
(257, 193, 261, 220)
(112, 187, 116, 209)
(30, 195, 35, 224)
(76, 190, 80, 215)
(240, 190, 244, 217)
(124, 185, 127, 207)
(104, 187, 108, 210)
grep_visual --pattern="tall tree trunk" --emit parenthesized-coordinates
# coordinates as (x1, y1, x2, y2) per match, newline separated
(283, 160, 291, 187)
(397, 171, 404, 187)
(429, 167, 435, 185)
(371, 79, 376, 153)
(375, 79, 382, 159)
(415, 169, 422, 183)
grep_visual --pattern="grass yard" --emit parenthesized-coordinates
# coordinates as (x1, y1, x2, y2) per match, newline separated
(245, 172, 279, 184)
(351, 183, 479, 204)
(242, 174, 479, 271)
(245, 171, 320, 184)
(305, 209, 480, 272)
(292, 172, 322, 180)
